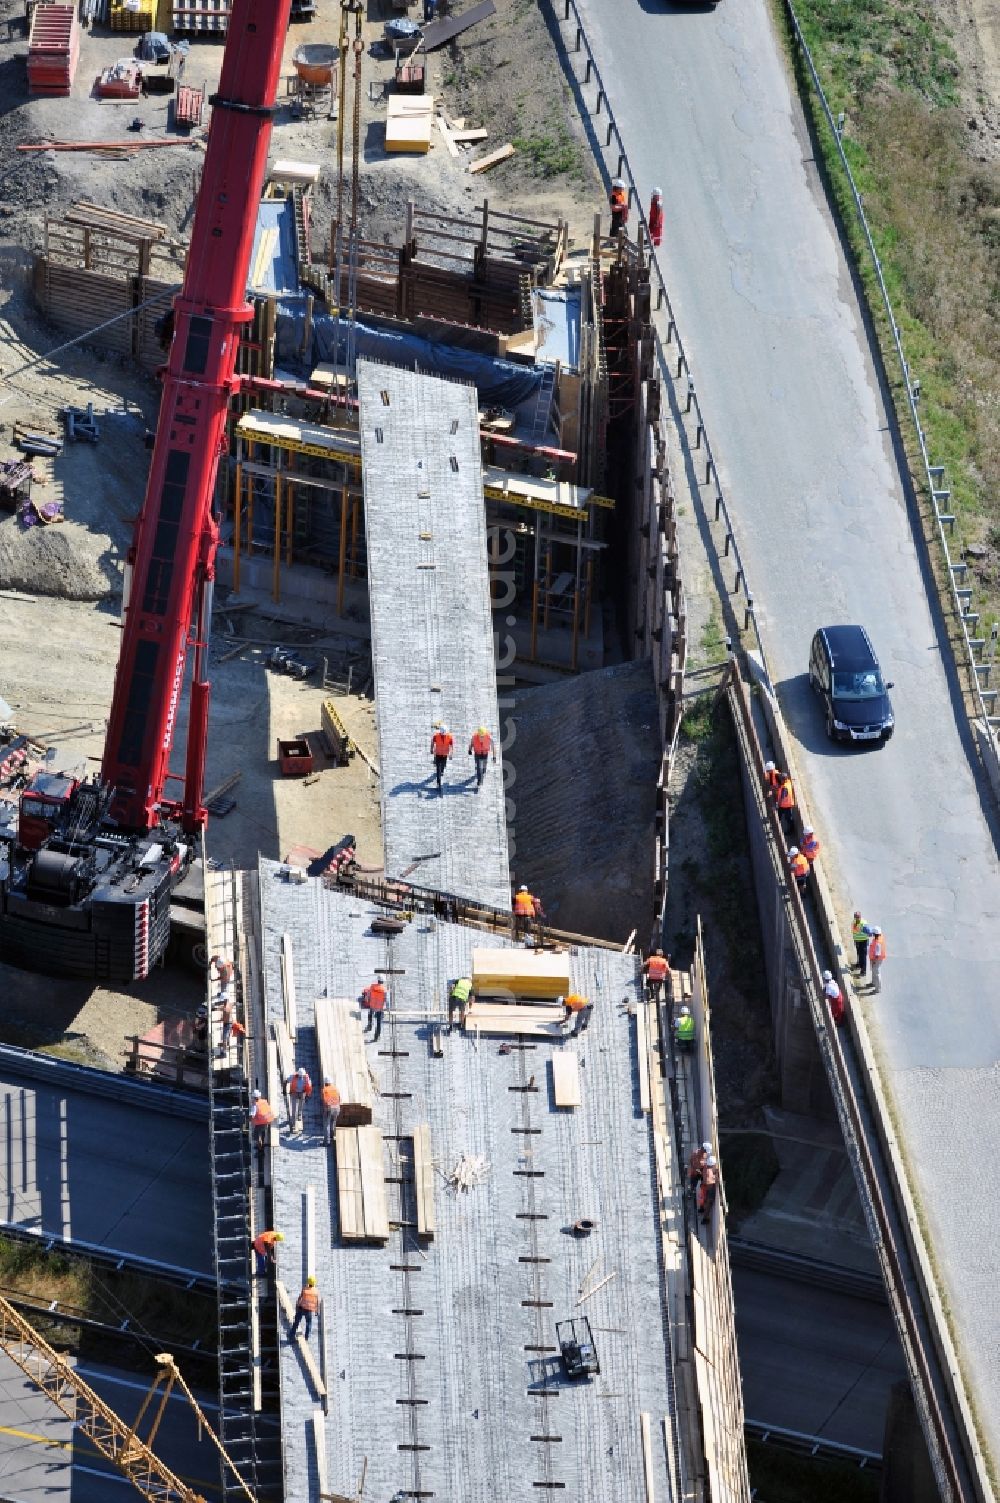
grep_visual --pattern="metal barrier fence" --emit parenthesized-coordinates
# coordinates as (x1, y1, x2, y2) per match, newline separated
(782, 0, 1000, 757)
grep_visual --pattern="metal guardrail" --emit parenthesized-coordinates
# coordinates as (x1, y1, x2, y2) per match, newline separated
(782, 0, 1000, 755)
(547, 0, 776, 691)
(0, 1040, 210, 1120)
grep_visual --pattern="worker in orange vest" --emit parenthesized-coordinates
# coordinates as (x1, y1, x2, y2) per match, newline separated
(788, 847, 810, 892)
(688, 1141, 712, 1196)
(250, 1089, 275, 1152)
(560, 992, 592, 1036)
(801, 826, 820, 863)
(775, 774, 795, 834)
(321, 1078, 341, 1144)
(362, 978, 388, 1042)
(644, 948, 670, 1001)
(467, 725, 496, 791)
(698, 1156, 718, 1224)
(822, 970, 844, 1025)
(430, 724, 454, 794)
(609, 178, 628, 236)
(868, 927, 887, 993)
(513, 884, 538, 942)
(252, 1228, 283, 1278)
(289, 1276, 320, 1341)
(286, 1065, 313, 1132)
(648, 188, 664, 247)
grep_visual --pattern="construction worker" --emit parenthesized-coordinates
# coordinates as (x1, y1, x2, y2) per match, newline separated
(289, 1277, 320, 1341)
(252, 1228, 283, 1278)
(219, 995, 236, 1056)
(287, 1065, 313, 1131)
(648, 188, 664, 247)
(250, 1089, 275, 1152)
(822, 970, 844, 1026)
(764, 760, 782, 794)
(644, 948, 670, 1002)
(688, 1141, 711, 1196)
(193, 1005, 208, 1051)
(430, 724, 454, 794)
(609, 178, 628, 235)
(513, 884, 537, 942)
(530, 888, 546, 944)
(775, 773, 795, 835)
(674, 1004, 695, 1052)
(801, 826, 820, 864)
(698, 1155, 718, 1224)
(868, 927, 887, 993)
(788, 846, 810, 893)
(449, 975, 473, 1030)
(468, 726, 495, 791)
(560, 992, 592, 1036)
(211, 953, 235, 989)
(851, 911, 871, 975)
(362, 978, 387, 1042)
(321, 1078, 341, 1144)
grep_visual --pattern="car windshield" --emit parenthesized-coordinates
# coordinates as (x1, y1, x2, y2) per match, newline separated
(833, 670, 884, 700)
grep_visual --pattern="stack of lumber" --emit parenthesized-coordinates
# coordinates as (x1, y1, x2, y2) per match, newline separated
(336, 1125, 389, 1241)
(315, 997, 373, 1126)
(551, 1049, 581, 1108)
(464, 1000, 565, 1038)
(385, 94, 435, 154)
(471, 946, 570, 999)
(412, 1125, 435, 1239)
(27, 5, 80, 97)
(109, 0, 154, 30)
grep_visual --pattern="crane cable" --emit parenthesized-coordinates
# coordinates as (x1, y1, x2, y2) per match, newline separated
(335, 0, 350, 233)
(351, 1, 363, 235)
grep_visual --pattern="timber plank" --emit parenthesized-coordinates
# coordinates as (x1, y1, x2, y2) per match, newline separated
(412, 1123, 435, 1240)
(550, 1049, 581, 1108)
(469, 143, 515, 174)
(637, 1004, 651, 1114)
(335, 1127, 364, 1240)
(357, 1124, 389, 1241)
(316, 996, 373, 1125)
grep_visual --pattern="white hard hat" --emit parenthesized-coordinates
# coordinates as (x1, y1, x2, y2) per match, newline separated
(253, 1089, 262, 1100)
(679, 1005, 690, 1016)
(765, 760, 775, 771)
(519, 884, 528, 891)
(822, 970, 832, 982)
(705, 1154, 716, 1166)
(872, 925, 882, 934)
(612, 177, 624, 187)
(652, 186, 662, 196)
(323, 1076, 331, 1085)
(788, 847, 799, 858)
(297, 1066, 307, 1077)
(804, 826, 814, 836)
(701, 1141, 712, 1152)
(439, 724, 448, 734)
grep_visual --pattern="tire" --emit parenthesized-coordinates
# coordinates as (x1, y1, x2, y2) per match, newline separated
(825, 708, 836, 741)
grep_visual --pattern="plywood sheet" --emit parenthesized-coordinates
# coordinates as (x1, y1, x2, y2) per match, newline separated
(471, 946, 570, 998)
(551, 1049, 581, 1108)
(413, 1123, 435, 1240)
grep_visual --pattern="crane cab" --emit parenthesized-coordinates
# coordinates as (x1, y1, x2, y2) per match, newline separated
(17, 772, 80, 852)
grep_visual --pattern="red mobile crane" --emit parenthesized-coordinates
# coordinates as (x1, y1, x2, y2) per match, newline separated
(0, 0, 293, 981)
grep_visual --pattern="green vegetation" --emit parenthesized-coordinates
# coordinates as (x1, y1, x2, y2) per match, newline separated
(747, 1438, 881, 1503)
(777, 0, 1000, 634)
(513, 125, 584, 180)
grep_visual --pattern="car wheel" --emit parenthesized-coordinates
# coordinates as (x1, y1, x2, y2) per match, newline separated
(825, 708, 836, 741)
(808, 670, 817, 693)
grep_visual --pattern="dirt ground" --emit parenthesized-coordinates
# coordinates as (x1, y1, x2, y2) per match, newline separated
(937, 0, 1000, 161)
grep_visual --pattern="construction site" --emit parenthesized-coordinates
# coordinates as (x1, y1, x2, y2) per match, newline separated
(1, 0, 991, 1495)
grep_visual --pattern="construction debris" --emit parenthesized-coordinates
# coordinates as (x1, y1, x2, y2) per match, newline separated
(447, 1153, 491, 1192)
(469, 142, 515, 174)
(420, 0, 496, 51)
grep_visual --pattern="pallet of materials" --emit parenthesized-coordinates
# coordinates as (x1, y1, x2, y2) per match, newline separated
(385, 93, 435, 154)
(174, 83, 204, 128)
(315, 997, 373, 1126)
(336, 1126, 389, 1241)
(27, 5, 80, 97)
(471, 946, 570, 999)
(171, 0, 230, 32)
(97, 60, 142, 98)
(109, 0, 154, 30)
(463, 1001, 565, 1037)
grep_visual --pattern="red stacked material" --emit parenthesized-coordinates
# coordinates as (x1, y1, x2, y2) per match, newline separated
(97, 60, 142, 98)
(174, 83, 205, 128)
(27, 4, 80, 97)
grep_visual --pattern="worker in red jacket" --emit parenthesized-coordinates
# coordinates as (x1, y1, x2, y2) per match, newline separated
(801, 826, 820, 863)
(644, 948, 670, 1002)
(698, 1156, 718, 1224)
(822, 970, 844, 1026)
(609, 178, 628, 236)
(648, 188, 664, 247)
(430, 725, 454, 794)
(362, 979, 387, 1042)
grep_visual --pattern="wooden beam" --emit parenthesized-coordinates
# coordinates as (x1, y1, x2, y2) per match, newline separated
(312, 1410, 329, 1496)
(636, 1003, 651, 1114)
(316, 997, 373, 1126)
(280, 931, 297, 1042)
(357, 1125, 389, 1241)
(640, 1412, 656, 1503)
(550, 1049, 581, 1108)
(469, 143, 515, 174)
(436, 116, 459, 160)
(335, 1128, 364, 1241)
(413, 1124, 435, 1240)
(304, 1185, 316, 1281)
(450, 128, 488, 143)
(273, 1020, 295, 1106)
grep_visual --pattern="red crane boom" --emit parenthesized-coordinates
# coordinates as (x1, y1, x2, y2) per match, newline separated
(102, 0, 291, 835)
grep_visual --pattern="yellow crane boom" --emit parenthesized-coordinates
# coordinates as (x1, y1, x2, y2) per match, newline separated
(0, 1294, 256, 1503)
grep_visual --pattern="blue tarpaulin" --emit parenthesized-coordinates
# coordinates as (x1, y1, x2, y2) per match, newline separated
(274, 306, 544, 407)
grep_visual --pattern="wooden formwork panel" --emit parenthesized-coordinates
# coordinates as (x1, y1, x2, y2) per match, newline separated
(412, 1124, 435, 1240)
(315, 996, 373, 1126)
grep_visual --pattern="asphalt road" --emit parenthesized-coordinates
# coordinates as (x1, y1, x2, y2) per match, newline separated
(732, 1265, 905, 1453)
(0, 1069, 211, 1279)
(0, 1351, 222, 1502)
(572, 0, 1000, 1460)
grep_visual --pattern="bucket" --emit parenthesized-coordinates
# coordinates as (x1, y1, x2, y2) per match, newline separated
(292, 42, 339, 86)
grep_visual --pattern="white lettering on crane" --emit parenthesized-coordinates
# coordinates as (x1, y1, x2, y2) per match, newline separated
(163, 649, 186, 750)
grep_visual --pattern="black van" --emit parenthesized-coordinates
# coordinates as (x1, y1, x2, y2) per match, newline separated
(808, 625, 895, 745)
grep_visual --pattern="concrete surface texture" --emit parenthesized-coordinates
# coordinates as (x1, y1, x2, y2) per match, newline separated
(572, 0, 1000, 1458)
(258, 859, 680, 1503)
(0, 1352, 221, 1502)
(358, 361, 511, 911)
(733, 1265, 905, 1454)
(508, 659, 659, 940)
(0, 1067, 211, 1280)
